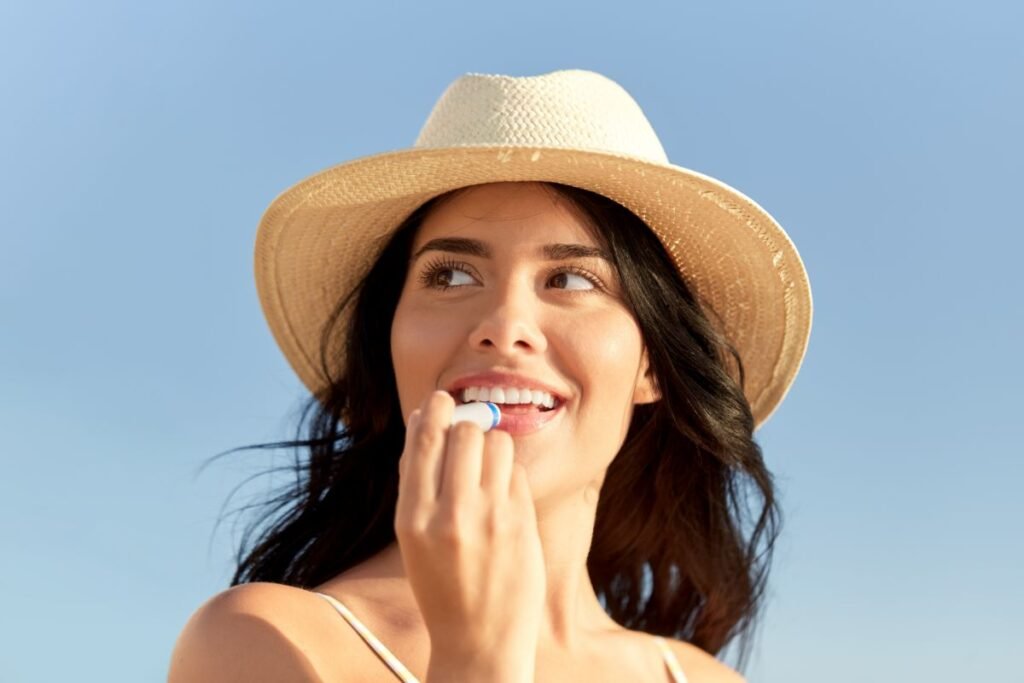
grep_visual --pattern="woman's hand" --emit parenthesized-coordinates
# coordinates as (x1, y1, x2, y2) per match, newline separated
(394, 390, 545, 682)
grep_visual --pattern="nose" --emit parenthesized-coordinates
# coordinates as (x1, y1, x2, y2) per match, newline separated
(467, 280, 547, 356)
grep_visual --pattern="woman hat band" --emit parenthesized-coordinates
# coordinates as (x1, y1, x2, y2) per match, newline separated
(253, 69, 813, 429)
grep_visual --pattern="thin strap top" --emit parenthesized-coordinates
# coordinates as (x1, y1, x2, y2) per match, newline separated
(313, 591, 688, 683)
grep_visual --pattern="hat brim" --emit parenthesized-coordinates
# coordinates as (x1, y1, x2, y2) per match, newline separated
(254, 145, 812, 430)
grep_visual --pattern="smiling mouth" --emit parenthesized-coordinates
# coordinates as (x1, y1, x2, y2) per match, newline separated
(455, 388, 562, 413)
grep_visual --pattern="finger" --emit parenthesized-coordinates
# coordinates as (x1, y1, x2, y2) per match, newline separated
(403, 392, 454, 505)
(441, 420, 485, 502)
(479, 429, 514, 499)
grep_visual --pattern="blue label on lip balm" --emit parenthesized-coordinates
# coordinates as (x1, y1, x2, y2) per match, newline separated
(484, 401, 501, 429)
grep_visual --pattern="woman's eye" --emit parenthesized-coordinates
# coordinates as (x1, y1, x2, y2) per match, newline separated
(423, 264, 476, 289)
(549, 270, 597, 291)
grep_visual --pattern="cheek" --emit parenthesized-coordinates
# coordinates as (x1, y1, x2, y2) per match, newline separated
(390, 301, 420, 411)
(567, 313, 644, 439)
(568, 313, 645, 389)
(541, 315, 642, 486)
(390, 299, 458, 411)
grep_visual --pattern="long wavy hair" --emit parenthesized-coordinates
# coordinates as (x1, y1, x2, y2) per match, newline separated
(214, 182, 781, 671)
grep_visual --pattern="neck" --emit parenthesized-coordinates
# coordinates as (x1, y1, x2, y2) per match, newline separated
(532, 481, 619, 650)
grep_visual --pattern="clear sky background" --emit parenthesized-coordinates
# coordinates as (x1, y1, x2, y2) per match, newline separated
(2, 1, 1021, 681)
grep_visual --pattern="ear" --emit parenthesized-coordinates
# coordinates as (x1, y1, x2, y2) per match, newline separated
(632, 348, 661, 405)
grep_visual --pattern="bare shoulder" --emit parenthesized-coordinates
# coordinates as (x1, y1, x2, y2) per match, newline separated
(662, 638, 747, 683)
(167, 582, 365, 683)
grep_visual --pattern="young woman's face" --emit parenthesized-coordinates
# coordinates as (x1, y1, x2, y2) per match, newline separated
(390, 182, 658, 499)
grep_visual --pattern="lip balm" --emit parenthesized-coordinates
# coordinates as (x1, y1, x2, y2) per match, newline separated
(450, 401, 501, 432)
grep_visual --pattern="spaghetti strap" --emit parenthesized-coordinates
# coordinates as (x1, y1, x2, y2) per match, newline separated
(654, 636, 690, 683)
(313, 591, 421, 683)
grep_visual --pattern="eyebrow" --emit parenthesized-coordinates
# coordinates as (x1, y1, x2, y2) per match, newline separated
(411, 237, 611, 263)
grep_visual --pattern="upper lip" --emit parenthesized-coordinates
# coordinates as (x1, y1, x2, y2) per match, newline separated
(446, 371, 568, 403)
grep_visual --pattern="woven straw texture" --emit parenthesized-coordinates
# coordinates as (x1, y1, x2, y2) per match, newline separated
(254, 70, 812, 429)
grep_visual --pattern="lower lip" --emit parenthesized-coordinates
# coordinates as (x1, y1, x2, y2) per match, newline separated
(493, 403, 564, 436)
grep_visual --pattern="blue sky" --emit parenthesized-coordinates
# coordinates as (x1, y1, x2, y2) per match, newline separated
(1, 1, 1021, 681)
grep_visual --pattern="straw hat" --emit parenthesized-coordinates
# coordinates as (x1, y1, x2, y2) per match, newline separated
(254, 69, 812, 429)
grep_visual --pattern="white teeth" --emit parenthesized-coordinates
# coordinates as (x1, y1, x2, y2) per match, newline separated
(458, 385, 558, 408)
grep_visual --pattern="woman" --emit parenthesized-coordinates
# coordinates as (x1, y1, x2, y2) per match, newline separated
(169, 70, 812, 682)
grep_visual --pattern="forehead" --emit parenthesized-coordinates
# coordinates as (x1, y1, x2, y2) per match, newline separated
(414, 182, 600, 249)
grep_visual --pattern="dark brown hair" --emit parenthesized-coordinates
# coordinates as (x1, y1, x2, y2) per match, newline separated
(214, 182, 781, 671)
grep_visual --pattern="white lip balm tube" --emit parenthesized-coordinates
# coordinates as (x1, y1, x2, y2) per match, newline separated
(450, 401, 501, 431)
